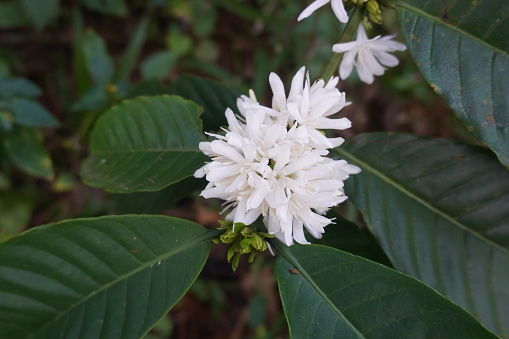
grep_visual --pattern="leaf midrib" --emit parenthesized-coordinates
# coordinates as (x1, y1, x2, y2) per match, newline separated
(383, 1, 509, 58)
(29, 224, 217, 338)
(334, 148, 509, 256)
(273, 242, 367, 338)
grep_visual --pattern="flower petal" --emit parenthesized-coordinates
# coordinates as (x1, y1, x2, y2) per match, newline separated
(331, 0, 348, 23)
(269, 72, 287, 111)
(297, 0, 330, 21)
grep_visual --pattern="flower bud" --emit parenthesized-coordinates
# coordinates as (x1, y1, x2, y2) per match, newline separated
(366, 0, 383, 24)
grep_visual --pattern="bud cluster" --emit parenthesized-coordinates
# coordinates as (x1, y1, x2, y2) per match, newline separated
(366, 0, 382, 25)
(214, 220, 274, 271)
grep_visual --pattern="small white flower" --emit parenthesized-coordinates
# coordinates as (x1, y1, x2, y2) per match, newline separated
(195, 68, 360, 246)
(332, 24, 407, 84)
(298, 0, 349, 23)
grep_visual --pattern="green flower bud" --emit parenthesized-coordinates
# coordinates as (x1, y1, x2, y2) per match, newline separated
(251, 233, 265, 251)
(366, 0, 383, 24)
(214, 220, 274, 271)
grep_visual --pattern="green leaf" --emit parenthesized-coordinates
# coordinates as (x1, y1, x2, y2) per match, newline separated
(2, 126, 54, 180)
(335, 132, 509, 337)
(80, 95, 207, 193)
(0, 215, 215, 338)
(1, 98, 58, 127)
(83, 30, 115, 86)
(141, 51, 179, 81)
(382, 0, 509, 166)
(0, 77, 42, 98)
(0, 194, 31, 243)
(117, 16, 149, 81)
(274, 244, 498, 338)
(108, 177, 205, 214)
(168, 74, 242, 132)
(79, 0, 127, 16)
(315, 212, 391, 266)
(0, 1, 29, 28)
(21, 0, 59, 29)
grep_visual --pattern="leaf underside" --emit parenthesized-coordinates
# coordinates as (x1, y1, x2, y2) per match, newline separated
(336, 132, 509, 337)
(384, 0, 509, 166)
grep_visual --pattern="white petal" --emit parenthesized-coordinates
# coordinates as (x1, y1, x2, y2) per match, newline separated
(200, 186, 228, 199)
(332, 41, 360, 53)
(315, 117, 351, 130)
(243, 206, 262, 225)
(287, 102, 303, 123)
(288, 67, 306, 102)
(374, 38, 407, 51)
(194, 166, 206, 178)
(292, 218, 310, 244)
(328, 137, 345, 148)
(198, 141, 213, 155)
(343, 164, 361, 174)
(297, 0, 330, 21)
(269, 72, 287, 111)
(375, 51, 400, 67)
(339, 50, 356, 80)
(331, 0, 348, 23)
(356, 59, 375, 84)
(225, 108, 243, 134)
(356, 24, 368, 41)
(266, 212, 280, 234)
(246, 174, 270, 209)
(210, 140, 245, 163)
(206, 164, 239, 182)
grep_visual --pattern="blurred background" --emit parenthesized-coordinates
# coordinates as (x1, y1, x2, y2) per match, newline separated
(0, 0, 477, 337)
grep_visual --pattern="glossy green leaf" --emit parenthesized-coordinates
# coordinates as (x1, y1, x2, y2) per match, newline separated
(21, 0, 59, 29)
(382, 0, 509, 166)
(0, 215, 215, 338)
(168, 74, 242, 132)
(83, 30, 115, 86)
(336, 132, 509, 337)
(109, 177, 205, 214)
(80, 95, 207, 193)
(315, 212, 391, 266)
(0, 77, 41, 98)
(2, 126, 54, 180)
(1, 98, 58, 127)
(274, 244, 498, 338)
(79, 0, 127, 16)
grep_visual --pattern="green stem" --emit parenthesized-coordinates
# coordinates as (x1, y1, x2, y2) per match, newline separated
(320, 6, 364, 81)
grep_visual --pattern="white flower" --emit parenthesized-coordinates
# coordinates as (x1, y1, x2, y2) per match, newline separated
(298, 0, 349, 23)
(268, 66, 351, 149)
(332, 24, 407, 84)
(195, 67, 360, 246)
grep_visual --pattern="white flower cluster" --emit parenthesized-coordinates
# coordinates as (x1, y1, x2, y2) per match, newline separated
(195, 67, 360, 246)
